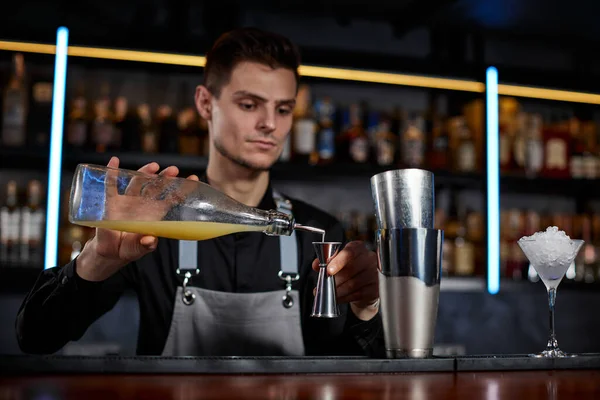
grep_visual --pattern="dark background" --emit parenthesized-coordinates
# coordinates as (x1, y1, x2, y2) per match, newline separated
(1, 0, 599, 357)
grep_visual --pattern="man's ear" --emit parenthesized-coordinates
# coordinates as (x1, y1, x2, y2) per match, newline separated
(195, 85, 213, 120)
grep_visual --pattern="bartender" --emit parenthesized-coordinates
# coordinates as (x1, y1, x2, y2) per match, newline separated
(16, 27, 384, 357)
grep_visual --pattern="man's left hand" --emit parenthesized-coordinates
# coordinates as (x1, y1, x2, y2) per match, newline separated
(312, 241, 380, 321)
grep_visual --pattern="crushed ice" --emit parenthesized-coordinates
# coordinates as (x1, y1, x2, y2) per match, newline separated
(518, 226, 576, 269)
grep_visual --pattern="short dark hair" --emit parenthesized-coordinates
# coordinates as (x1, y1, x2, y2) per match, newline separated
(203, 27, 301, 98)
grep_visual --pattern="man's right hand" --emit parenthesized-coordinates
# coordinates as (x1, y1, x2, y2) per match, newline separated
(76, 156, 199, 282)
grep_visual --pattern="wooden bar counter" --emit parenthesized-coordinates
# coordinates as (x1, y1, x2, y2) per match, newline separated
(1, 355, 600, 399)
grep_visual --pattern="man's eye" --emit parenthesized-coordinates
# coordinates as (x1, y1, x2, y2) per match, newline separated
(239, 102, 256, 111)
(278, 107, 292, 115)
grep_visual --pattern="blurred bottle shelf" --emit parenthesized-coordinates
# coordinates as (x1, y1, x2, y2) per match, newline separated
(500, 173, 600, 198)
(0, 147, 485, 187)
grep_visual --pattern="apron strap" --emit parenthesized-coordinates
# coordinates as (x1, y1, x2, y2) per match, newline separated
(176, 189, 300, 308)
(178, 240, 200, 305)
(273, 190, 300, 309)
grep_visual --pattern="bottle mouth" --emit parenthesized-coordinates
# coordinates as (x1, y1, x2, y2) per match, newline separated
(265, 210, 295, 236)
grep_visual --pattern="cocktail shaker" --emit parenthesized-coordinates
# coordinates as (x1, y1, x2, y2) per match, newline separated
(371, 169, 443, 358)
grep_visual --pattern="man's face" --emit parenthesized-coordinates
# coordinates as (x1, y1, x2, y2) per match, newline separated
(208, 61, 297, 171)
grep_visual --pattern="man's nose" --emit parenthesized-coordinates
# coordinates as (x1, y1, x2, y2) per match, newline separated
(257, 109, 276, 133)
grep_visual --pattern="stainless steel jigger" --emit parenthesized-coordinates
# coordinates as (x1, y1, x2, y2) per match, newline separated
(311, 242, 342, 318)
(371, 169, 444, 359)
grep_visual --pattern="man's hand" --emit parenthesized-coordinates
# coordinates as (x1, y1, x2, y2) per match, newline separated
(76, 156, 199, 282)
(312, 241, 380, 321)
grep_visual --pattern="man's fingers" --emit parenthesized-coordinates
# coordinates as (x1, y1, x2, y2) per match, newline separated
(140, 236, 157, 247)
(312, 258, 319, 271)
(159, 165, 179, 177)
(330, 250, 376, 287)
(137, 162, 160, 174)
(327, 241, 367, 275)
(104, 157, 121, 200)
(107, 156, 120, 169)
(124, 162, 160, 195)
(187, 174, 200, 181)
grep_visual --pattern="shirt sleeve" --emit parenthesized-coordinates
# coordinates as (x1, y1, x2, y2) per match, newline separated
(343, 304, 386, 358)
(15, 256, 134, 354)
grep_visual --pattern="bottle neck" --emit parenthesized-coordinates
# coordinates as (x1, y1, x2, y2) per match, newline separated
(264, 210, 295, 236)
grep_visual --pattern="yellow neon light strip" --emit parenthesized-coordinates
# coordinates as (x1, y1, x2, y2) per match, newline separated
(298, 65, 484, 92)
(2, 39, 600, 103)
(0, 40, 56, 54)
(498, 83, 600, 105)
(0, 39, 482, 92)
(68, 46, 206, 67)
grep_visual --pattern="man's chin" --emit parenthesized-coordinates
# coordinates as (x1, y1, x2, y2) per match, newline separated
(240, 157, 277, 172)
(214, 140, 278, 171)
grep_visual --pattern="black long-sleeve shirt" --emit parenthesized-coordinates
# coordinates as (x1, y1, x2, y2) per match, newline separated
(15, 179, 385, 357)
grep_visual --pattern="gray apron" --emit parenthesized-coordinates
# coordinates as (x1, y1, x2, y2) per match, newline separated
(161, 192, 305, 356)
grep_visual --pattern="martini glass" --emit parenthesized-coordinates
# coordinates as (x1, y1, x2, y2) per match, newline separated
(517, 235, 584, 358)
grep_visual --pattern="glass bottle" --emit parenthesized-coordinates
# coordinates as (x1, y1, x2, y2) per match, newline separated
(1, 53, 28, 147)
(69, 164, 323, 241)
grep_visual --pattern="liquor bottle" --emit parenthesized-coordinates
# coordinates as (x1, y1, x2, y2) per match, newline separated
(90, 85, 115, 153)
(512, 112, 528, 174)
(454, 117, 477, 173)
(114, 96, 135, 151)
(581, 118, 597, 179)
(524, 114, 544, 178)
(20, 180, 45, 266)
(66, 83, 89, 150)
(542, 114, 571, 179)
(292, 85, 316, 163)
(498, 99, 519, 174)
(347, 103, 369, 164)
(314, 97, 336, 164)
(139, 104, 159, 154)
(428, 113, 449, 171)
(1, 53, 28, 147)
(28, 76, 53, 149)
(0, 181, 21, 265)
(374, 113, 397, 166)
(499, 119, 513, 174)
(442, 191, 459, 276)
(279, 132, 292, 162)
(400, 112, 426, 168)
(465, 207, 485, 276)
(157, 105, 179, 154)
(453, 202, 475, 277)
(569, 115, 586, 179)
(364, 111, 380, 163)
(111, 96, 129, 151)
(178, 107, 201, 156)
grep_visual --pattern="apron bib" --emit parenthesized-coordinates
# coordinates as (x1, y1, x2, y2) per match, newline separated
(161, 192, 305, 356)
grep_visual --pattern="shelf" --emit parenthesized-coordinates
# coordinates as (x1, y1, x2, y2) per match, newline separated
(57, 150, 484, 187)
(440, 276, 486, 292)
(0, 147, 49, 171)
(61, 151, 208, 173)
(500, 174, 600, 199)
